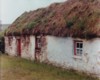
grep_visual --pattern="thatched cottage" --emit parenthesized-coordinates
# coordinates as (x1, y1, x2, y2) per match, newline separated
(5, 0, 100, 78)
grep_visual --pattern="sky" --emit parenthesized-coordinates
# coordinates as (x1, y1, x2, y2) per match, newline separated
(0, 0, 66, 24)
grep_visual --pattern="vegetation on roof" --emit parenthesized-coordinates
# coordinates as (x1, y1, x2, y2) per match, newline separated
(5, 0, 100, 38)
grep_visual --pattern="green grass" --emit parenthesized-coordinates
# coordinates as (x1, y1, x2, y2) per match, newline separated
(0, 54, 99, 80)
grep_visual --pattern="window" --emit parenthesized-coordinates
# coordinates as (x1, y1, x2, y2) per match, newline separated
(74, 40, 83, 56)
(35, 36, 41, 49)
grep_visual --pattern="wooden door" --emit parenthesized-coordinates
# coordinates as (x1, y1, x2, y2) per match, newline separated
(17, 39, 21, 56)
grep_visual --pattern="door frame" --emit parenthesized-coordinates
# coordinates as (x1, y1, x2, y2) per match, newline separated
(17, 38, 21, 56)
(35, 35, 41, 61)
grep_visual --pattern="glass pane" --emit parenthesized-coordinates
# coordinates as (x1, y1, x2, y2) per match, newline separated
(77, 43, 80, 48)
(80, 43, 83, 48)
(76, 49, 79, 55)
(80, 49, 82, 54)
(76, 49, 83, 56)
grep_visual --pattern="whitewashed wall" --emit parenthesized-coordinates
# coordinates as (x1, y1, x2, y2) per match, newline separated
(5, 36, 17, 56)
(10, 37, 17, 56)
(5, 37, 9, 54)
(45, 36, 100, 77)
(83, 38, 100, 77)
(5, 36, 35, 60)
(30, 36, 35, 60)
(21, 36, 30, 59)
(5, 35, 100, 78)
(21, 36, 35, 60)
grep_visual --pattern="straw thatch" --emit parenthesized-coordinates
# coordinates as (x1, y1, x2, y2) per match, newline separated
(5, 0, 100, 39)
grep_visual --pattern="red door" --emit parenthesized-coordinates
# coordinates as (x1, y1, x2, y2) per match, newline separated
(17, 39, 21, 56)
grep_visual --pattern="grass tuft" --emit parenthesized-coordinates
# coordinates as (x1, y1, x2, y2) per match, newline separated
(0, 54, 99, 80)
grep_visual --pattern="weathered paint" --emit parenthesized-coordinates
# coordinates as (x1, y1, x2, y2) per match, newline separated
(45, 36, 100, 78)
(5, 36, 36, 60)
(5, 36, 17, 56)
(30, 36, 35, 60)
(21, 36, 30, 59)
(40, 35, 48, 62)
(21, 36, 35, 60)
(5, 35, 100, 78)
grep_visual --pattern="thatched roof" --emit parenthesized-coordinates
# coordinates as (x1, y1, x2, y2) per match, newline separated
(5, 0, 100, 39)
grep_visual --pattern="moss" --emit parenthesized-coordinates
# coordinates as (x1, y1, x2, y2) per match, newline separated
(6, 0, 100, 38)
(66, 16, 78, 29)
(77, 20, 86, 30)
(27, 21, 37, 29)
(66, 20, 74, 28)
(79, 0, 95, 2)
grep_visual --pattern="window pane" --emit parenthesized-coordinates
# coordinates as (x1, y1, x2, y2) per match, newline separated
(76, 49, 79, 55)
(80, 49, 82, 55)
(77, 43, 80, 48)
(80, 43, 83, 48)
(76, 49, 83, 56)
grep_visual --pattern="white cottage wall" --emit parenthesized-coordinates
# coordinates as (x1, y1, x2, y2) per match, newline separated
(46, 36, 100, 77)
(83, 38, 100, 77)
(5, 35, 100, 78)
(46, 36, 74, 67)
(21, 36, 35, 60)
(30, 36, 35, 60)
(10, 37, 17, 56)
(21, 36, 30, 59)
(5, 37, 10, 54)
(5, 36, 17, 56)
(5, 36, 36, 60)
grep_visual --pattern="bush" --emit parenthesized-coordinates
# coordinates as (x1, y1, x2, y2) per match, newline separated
(77, 20, 86, 30)
(0, 31, 5, 53)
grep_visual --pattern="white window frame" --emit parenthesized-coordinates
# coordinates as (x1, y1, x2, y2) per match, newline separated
(74, 40, 83, 57)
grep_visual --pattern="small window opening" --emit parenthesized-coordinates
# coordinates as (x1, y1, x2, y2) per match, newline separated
(36, 36, 41, 49)
(74, 40, 83, 56)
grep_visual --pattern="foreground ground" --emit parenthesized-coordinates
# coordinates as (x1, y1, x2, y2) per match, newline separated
(0, 54, 99, 80)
